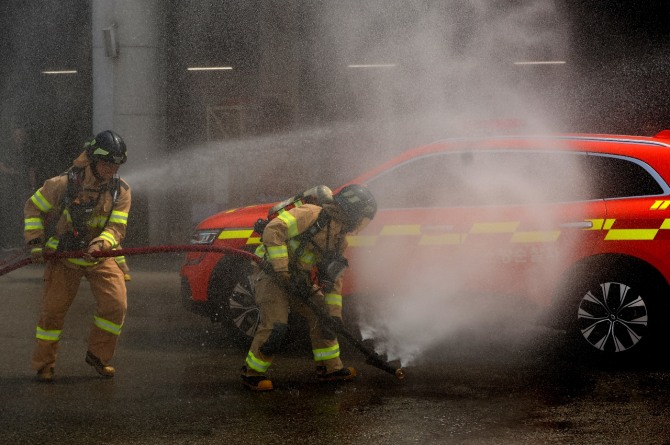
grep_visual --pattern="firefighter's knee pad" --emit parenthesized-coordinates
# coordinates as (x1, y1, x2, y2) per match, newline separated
(259, 322, 288, 356)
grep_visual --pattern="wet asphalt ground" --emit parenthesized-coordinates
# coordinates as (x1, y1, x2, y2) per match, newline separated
(1, 255, 670, 445)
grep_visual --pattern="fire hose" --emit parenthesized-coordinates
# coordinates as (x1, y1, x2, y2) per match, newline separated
(0, 244, 406, 380)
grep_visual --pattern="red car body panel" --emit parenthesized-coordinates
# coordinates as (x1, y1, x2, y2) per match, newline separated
(180, 134, 670, 316)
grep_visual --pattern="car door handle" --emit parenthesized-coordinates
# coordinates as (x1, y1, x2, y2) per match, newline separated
(558, 221, 594, 229)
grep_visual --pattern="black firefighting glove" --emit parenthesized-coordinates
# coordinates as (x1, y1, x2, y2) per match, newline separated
(275, 271, 302, 295)
(272, 270, 290, 290)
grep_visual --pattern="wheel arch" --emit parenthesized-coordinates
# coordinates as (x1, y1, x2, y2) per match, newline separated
(207, 254, 254, 322)
(549, 253, 670, 330)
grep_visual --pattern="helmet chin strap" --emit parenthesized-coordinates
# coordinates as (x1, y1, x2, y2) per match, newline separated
(90, 160, 104, 181)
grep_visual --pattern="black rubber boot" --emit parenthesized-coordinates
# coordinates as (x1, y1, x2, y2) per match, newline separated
(316, 366, 357, 382)
(240, 366, 273, 391)
(86, 351, 115, 378)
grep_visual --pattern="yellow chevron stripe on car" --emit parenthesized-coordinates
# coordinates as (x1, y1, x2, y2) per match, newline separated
(584, 219, 616, 230)
(347, 235, 378, 247)
(213, 216, 670, 247)
(218, 229, 255, 240)
(247, 236, 261, 244)
(380, 225, 422, 236)
(650, 200, 670, 210)
(470, 222, 519, 233)
(511, 231, 561, 243)
(604, 229, 658, 241)
(419, 234, 462, 245)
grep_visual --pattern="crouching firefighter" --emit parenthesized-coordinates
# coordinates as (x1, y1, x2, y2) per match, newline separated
(23, 130, 131, 382)
(241, 184, 377, 391)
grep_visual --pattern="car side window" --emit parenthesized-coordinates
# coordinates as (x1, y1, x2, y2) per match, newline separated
(367, 151, 593, 208)
(367, 150, 665, 209)
(366, 152, 473, 208)
(585, 154, 664, 199)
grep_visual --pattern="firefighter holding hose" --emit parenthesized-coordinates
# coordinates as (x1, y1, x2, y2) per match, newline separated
(24, 130, 131, 382)
(241, 184, 377, 391)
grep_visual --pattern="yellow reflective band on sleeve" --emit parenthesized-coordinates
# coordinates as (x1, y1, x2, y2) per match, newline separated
(68, 257, 100, 267)
(324, 293, 342, 307)
(266, 245, 288, 260)
(24, 217, 44, 231)
(45, 237, 59, 250)
(36, 326, 61, 341)
(277, 211, 299, 238)
(246, 350, 272, 373)
(30, 191, 53, 212)
(93, 315, 122, 336)
(109, 210, 128, 225)
(99, 231, 118, 247)
(115, 255, 127, 264)
(511, 231, 561, 243)
(286, 239, 317, 266)
(605, 229, 658, 241)
(31, 247, 43, 255)
(255, 244, 267, 258)
(313, 343, 340, 361)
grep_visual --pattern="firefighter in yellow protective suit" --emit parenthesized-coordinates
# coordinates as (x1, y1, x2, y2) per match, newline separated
(241, 184, 377, 391)
(24, 130, 131, 382)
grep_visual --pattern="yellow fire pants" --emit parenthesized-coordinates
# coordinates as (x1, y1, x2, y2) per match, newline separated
(31, 257, 127, 371)
(244, 268, 344, 377)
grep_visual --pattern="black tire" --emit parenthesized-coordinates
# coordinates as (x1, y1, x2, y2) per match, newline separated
(560, 259, 668, 363)
(208, 257, 259, 341)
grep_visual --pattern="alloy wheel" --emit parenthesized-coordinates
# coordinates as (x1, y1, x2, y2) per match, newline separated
(228, 274, 260, 337)
(577, 281, 648, 353)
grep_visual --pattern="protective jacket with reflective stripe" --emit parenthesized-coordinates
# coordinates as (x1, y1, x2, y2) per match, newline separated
(24, 161, 131, 257)
(256, 203, 348, 296)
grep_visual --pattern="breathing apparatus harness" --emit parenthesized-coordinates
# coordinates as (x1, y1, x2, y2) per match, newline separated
(255, 186, 349, 294)
(56, 166, 121, 252)
(292, 208, 349, 293)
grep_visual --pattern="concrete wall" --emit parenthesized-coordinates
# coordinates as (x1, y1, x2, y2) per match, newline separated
(92, 0, 167, 245)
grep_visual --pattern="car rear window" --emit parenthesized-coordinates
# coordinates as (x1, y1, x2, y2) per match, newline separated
(587, 154, 664, 199)
(367, 150, 664, 209)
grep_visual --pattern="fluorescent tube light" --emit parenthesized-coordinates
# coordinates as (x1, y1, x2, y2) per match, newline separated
(513, 61, 566, 65)
(187, 66, 234, 71)
(42, 70, 78, 74)
(347, 64, 397, 68)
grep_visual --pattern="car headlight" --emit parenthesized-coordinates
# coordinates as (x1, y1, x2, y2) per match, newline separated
(190, 229, 222, 245)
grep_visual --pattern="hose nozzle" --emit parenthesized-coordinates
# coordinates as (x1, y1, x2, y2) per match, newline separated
(394, 368, 406, 380)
